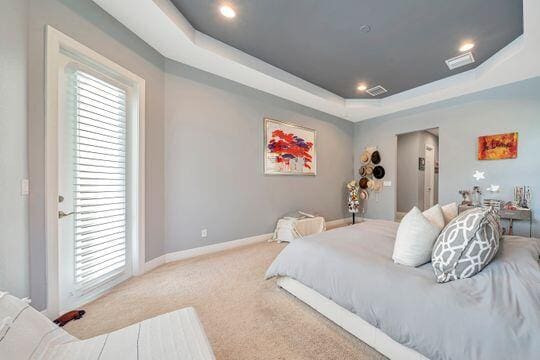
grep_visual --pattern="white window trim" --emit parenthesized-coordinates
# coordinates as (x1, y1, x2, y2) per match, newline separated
(45, 26, 146, 318)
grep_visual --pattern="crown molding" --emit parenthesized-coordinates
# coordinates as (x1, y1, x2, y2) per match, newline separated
(93, 0, 540, 122)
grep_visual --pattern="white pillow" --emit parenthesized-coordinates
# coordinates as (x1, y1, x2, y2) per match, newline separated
(422, 204, 445, 230)
(441, 202, 459, 225)
(392, 207, 441, 267)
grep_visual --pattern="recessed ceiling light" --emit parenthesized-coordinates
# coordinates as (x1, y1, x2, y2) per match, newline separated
(357, 83, 368, 92)
(219, 5, 236, 19)
(459, 42, 475, 52)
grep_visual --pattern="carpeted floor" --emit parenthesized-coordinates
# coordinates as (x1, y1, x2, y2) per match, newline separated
(64, 241, 385, 360)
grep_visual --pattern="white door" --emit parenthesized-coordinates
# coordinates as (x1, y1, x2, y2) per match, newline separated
(423, 145, 435, 210)
(57, 58, 132, 312)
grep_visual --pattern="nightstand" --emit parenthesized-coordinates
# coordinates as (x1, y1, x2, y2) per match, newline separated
(499, 208, 532, 237)
(458, 205, 533, 237)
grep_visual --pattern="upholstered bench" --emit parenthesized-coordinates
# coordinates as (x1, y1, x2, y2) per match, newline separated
(0, 292, 215, 359)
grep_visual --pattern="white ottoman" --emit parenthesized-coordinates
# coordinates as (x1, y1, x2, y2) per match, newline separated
(273, 216, 326, 242)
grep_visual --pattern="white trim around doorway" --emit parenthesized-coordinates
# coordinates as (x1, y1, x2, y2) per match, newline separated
(45, 26, 146, 318)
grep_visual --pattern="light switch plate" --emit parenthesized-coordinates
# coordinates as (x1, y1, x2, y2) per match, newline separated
(383, 181, 392, 187)
(21, 179, 29, 195)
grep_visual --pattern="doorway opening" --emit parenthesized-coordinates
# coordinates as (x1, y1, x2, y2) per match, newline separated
(396, 128, 439, 221)
(46, 27, 146, 317)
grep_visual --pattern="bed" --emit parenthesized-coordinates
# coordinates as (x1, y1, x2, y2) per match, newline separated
(266, 220, 540, 360)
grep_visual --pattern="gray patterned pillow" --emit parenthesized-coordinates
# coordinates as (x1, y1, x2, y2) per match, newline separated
(431, 207, 501, 283)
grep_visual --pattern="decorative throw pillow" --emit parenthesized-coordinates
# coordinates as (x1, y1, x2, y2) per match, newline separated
(441, 202, 459, 225)
(393, 207, 442, 267)
(422, 204, 445, 230)
(431, 207, 501, 283)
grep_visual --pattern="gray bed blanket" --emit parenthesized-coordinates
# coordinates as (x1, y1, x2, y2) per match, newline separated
(265, 219, 540, 360)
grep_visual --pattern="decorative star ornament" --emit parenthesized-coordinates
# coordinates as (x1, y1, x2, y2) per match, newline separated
(473, 170, 485, 181)
(487, 184, 500, 192)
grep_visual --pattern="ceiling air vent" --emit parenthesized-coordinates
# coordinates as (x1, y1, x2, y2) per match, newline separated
(445, 52, 475, 70)
(366, 85, 387, 97)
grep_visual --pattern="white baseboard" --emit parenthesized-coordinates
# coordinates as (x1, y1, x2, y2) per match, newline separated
(143, 254, 166, 273)
(143, 217, 351, 273)
(165, 232, 273, 263)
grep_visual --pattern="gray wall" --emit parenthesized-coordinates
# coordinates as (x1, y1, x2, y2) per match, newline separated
(0, 0, 29, 298)
(354, 77, 540, 237)
(164, 60, 353, 253)
(15, 0, 353, 310)
(27, 0, 165, 309)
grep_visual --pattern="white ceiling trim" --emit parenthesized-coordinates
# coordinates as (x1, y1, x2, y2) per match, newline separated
(93, 0, 539, 122)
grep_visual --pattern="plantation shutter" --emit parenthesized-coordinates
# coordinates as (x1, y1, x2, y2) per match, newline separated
(71, 70, 128, 293)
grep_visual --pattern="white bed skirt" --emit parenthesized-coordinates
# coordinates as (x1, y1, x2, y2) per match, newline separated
(277, 277, 428, 360)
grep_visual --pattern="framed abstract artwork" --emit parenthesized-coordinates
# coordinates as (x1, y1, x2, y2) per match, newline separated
(478, 132, 518, 160)
(264, 118, 317, 175)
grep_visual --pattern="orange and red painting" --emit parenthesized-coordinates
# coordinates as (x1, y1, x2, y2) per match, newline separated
(264, 118, 317, 175)
(478, 132, 518, 160)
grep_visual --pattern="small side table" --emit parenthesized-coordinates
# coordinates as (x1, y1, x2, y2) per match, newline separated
(458, 205, 533, 237)
(499, 209, 533, 237)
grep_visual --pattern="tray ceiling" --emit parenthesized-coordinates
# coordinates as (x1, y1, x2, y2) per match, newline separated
(171, 0, 523, 98)
(92, 0, 539, 121)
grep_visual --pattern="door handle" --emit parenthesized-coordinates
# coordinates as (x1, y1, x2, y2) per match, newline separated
(58, 210, 74, 219)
